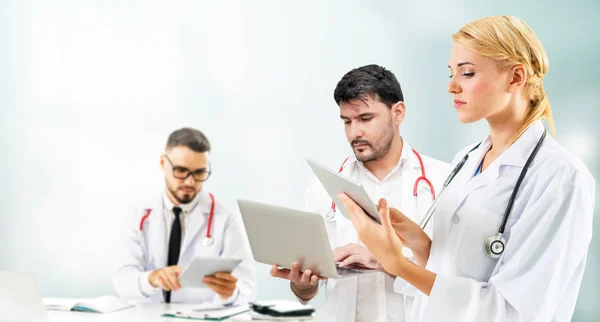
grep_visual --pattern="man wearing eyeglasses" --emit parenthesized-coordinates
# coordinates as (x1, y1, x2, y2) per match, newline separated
(113, 127, 256, 305)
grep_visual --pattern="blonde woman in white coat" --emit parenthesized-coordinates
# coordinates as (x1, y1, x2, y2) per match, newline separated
(340, 15, 595, 322)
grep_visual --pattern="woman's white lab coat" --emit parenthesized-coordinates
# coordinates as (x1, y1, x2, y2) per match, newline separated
(113, 190, 256, 305)
(410, 121, 595, 322)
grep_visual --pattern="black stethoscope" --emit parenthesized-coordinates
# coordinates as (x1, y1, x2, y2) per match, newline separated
(419, 130, 547, 259)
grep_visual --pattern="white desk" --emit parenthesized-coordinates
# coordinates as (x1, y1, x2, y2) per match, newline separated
(46, 302, 312, 322)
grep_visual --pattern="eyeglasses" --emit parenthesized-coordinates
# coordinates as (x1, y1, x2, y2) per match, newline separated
(164, 155, 212, 182)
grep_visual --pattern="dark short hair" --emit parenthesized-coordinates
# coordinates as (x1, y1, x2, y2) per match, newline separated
(165, 127, 211, 153)
(333, 64, 404, 107)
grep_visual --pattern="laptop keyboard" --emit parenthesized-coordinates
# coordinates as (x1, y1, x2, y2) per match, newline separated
(335, 265, 365, 276)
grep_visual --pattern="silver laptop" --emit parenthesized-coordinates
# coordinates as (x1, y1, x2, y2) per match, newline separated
(305, 158, 382, 224)
(0, 271, 50, 322)
(237, 199, 377, 278)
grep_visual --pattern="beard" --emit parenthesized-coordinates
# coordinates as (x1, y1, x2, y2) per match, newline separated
(351, 120, 394, 162)
(166, 183, 199, 204)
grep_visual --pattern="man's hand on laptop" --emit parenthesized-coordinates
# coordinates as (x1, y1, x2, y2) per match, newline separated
(270, 262, 323, 301)
(333, 243, 379, 269)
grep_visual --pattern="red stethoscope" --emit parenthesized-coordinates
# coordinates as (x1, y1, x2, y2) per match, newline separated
(328, 149, 436, 220)
(139, 192, 216, 246)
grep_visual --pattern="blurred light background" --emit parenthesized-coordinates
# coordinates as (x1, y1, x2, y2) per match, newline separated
(0, 0, 598, 321)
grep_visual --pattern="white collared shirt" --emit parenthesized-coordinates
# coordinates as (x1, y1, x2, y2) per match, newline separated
(351, 146, 409, 322)
(162, 193, 201, 241)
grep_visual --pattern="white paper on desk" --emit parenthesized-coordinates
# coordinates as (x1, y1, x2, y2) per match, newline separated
(230, 311, 313, 321)
(190, 302, 230, 312)
(164, 305, 250, 319)
(43, 295, 133, 313)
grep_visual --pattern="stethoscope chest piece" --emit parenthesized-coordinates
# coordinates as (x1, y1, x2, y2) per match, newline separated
(325, 209, 337, 223)
(485, 234, 506, 259)
(203, 236, 214, 246)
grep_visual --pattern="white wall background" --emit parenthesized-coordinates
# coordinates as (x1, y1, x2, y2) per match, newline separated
(1, 0, 599, 320)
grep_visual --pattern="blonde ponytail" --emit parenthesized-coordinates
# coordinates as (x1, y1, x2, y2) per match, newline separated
(513, 74, 556, 142)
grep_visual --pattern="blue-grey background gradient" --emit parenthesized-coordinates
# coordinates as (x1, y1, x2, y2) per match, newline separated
(1, 1, 598, 321)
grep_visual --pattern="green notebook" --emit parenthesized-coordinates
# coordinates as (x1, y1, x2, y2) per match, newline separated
(162, 305, 250, 321)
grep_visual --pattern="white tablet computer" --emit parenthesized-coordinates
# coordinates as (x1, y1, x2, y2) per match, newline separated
(306, 158, 381, 224)
(179, 257, 242, 288)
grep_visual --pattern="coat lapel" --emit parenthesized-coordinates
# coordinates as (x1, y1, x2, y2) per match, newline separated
(444, 138, 494, 220)
(446, 121, 546, 218)
(462, 155, 501, 198)
(179, 191, 209, 259)
(147, 199, 167, 267)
